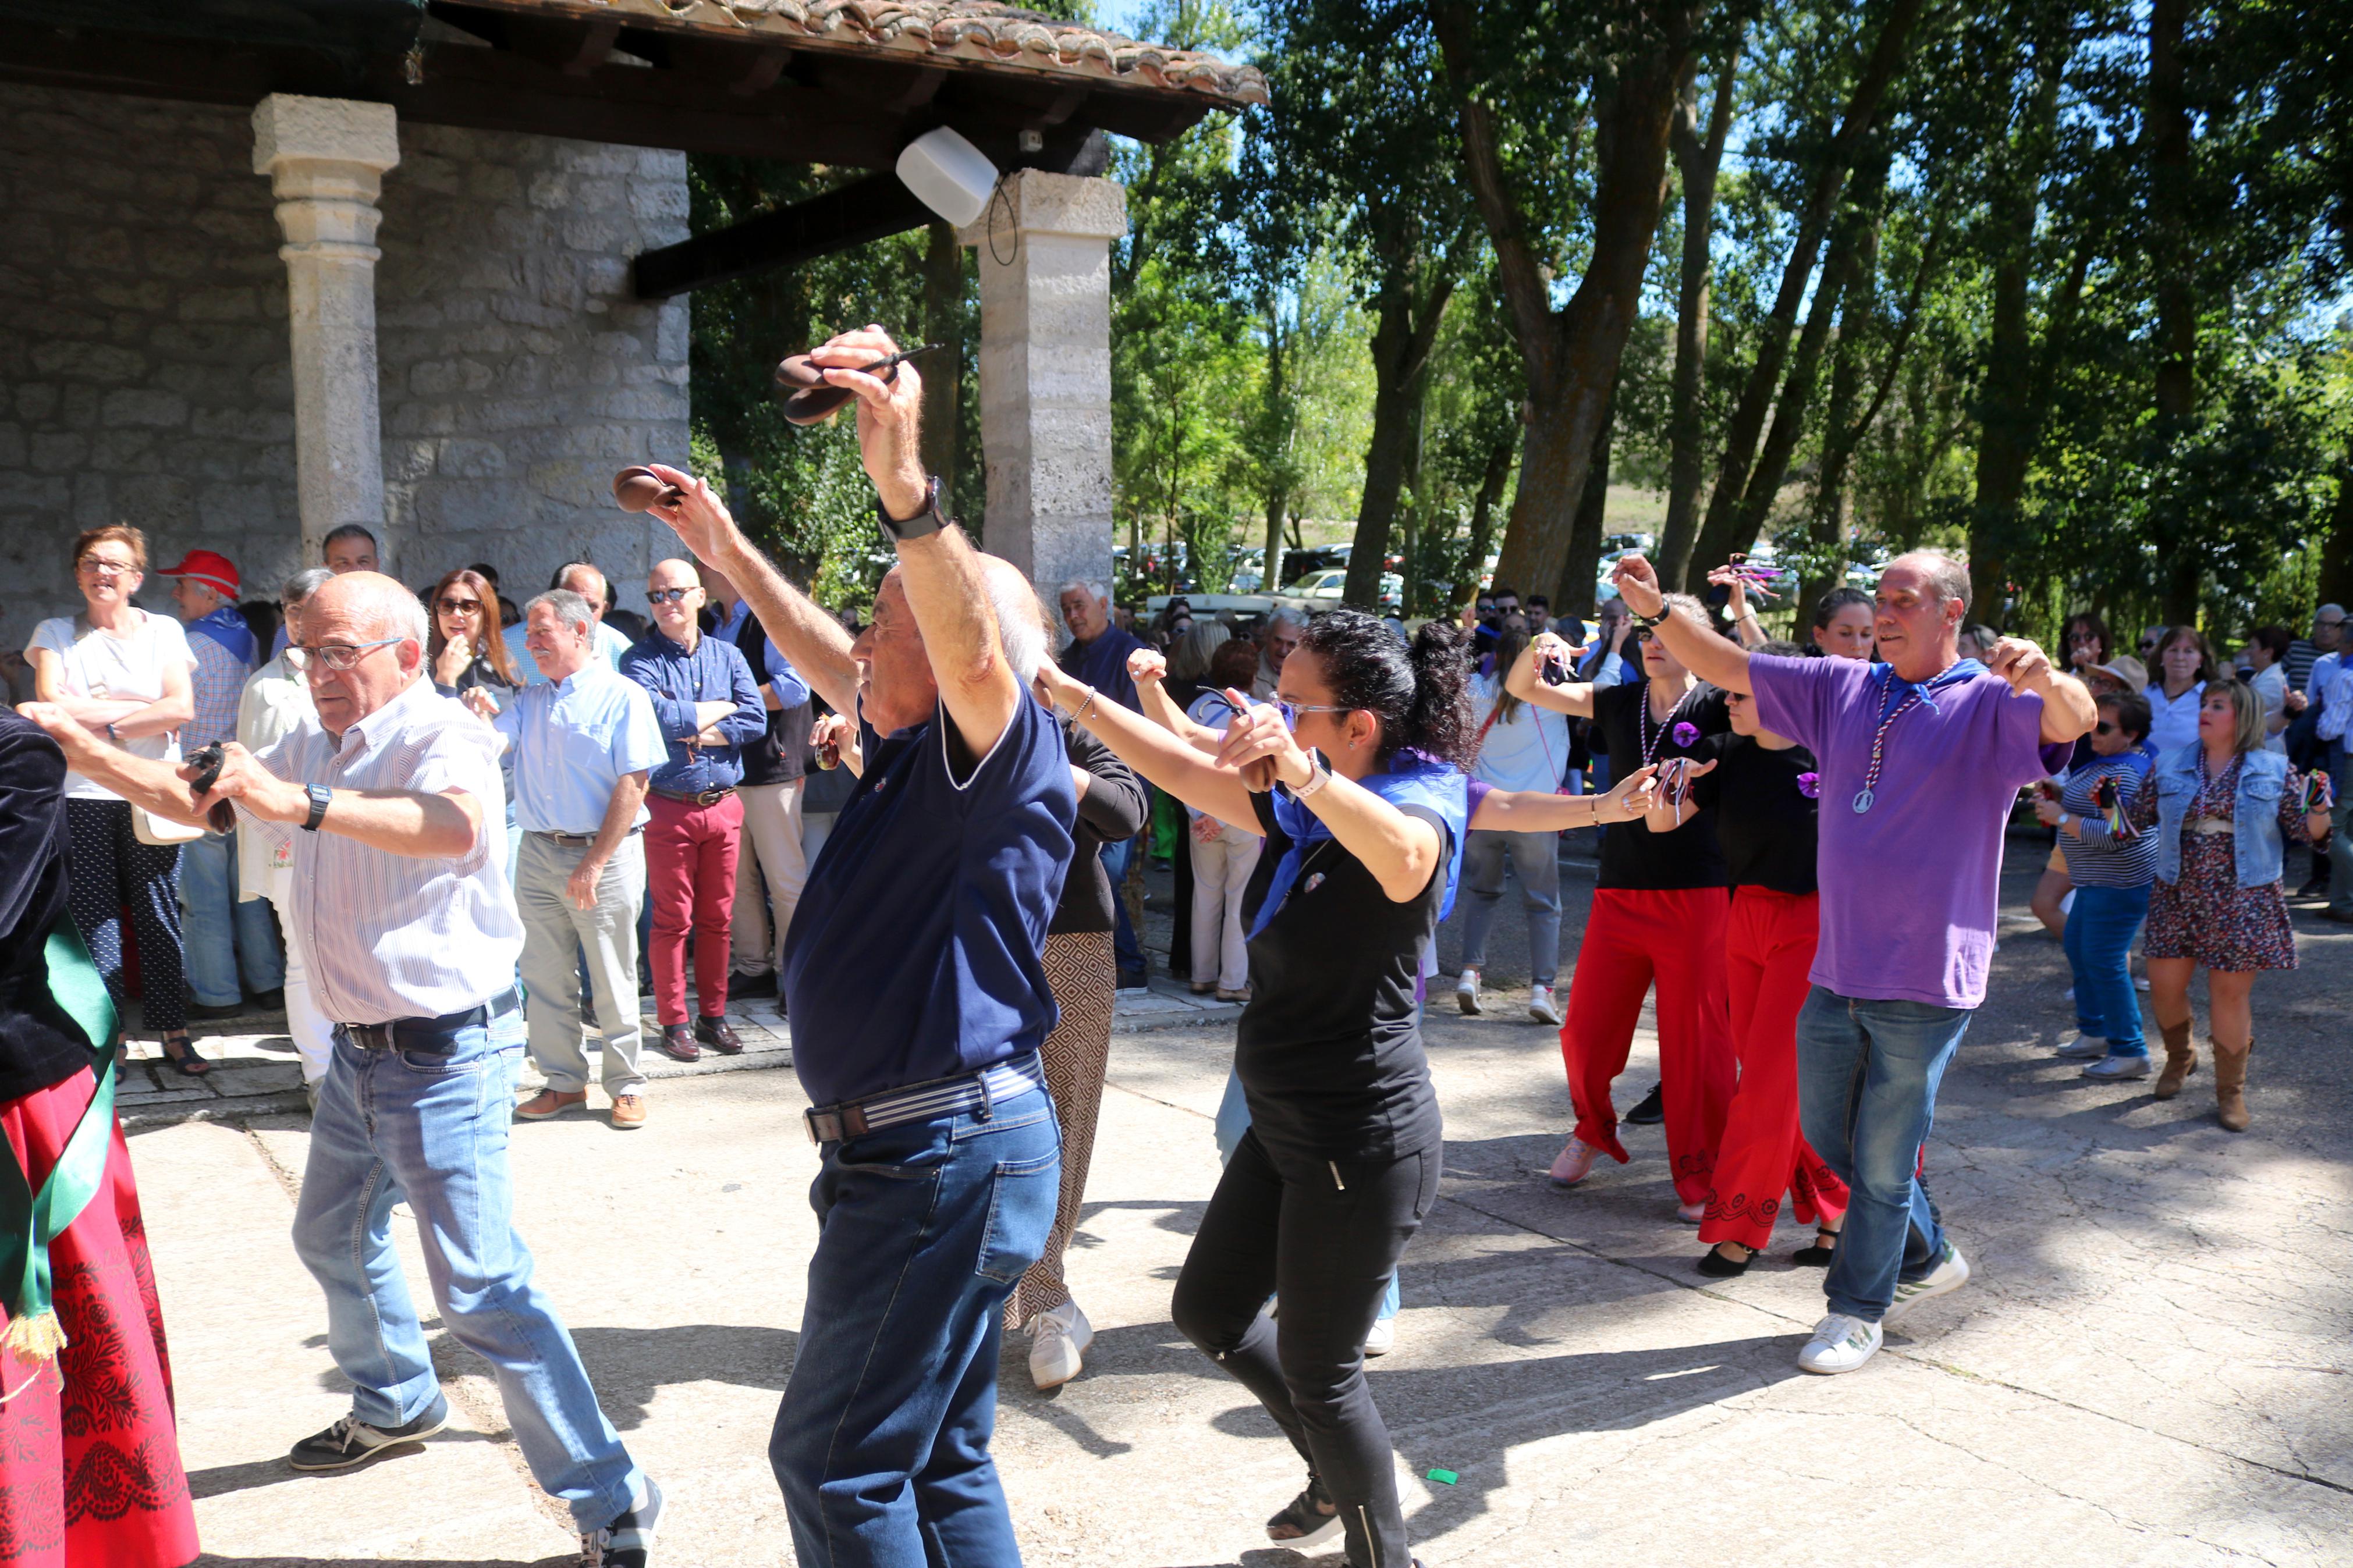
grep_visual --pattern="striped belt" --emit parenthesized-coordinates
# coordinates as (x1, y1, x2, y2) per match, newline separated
(804, 1051, 1045, 1146)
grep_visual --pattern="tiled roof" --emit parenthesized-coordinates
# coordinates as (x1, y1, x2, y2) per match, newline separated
(512, 0, 1269, 106)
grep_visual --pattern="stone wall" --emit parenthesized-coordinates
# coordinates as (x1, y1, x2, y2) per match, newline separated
(0, 83, 688, 655)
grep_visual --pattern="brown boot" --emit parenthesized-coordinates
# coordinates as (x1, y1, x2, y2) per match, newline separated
(2212, 1039, 2252, 1132)
(2152, 1019, 2198, 1100)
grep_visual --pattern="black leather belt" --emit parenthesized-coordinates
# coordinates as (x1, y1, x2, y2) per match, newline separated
(804, 1053, 1046, 1145)
(652, 785, 736, 808)
(338, 987, 521, 1056)
(530, 826, 644, 846)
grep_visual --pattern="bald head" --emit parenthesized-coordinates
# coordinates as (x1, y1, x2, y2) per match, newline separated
(296, 572, 428, 735)
(556, 563, 609, 621)
(647, 556, 706, 643)
(309, 571, 429, 646)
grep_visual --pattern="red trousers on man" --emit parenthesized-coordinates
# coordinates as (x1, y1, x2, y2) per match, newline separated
(647, 790, 743, 1025)
(1699, 887, 1849, 1251)
(1560, 886, 1735, 1206)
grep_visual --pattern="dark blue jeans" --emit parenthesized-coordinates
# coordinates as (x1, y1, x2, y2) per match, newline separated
(2061, 883, 2150, 1055)
(1795, 988, 1969, 1322)
(771, 1070, 1061, 1568)
(1099, 832, 1144, 974)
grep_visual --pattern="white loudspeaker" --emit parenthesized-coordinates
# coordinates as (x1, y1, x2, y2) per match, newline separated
(896, 126, 999, 229)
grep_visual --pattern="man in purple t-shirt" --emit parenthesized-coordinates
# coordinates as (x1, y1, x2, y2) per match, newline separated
(1610, 550, 2093, 1377)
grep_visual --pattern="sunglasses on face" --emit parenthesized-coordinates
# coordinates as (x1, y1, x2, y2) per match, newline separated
(2096, 720, 2118, 734)
(437, 596, 482, 614)
(1635, 628, 1659, 644)
(647, 587, 693, 605)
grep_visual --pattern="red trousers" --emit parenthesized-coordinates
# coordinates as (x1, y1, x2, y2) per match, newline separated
(648, 790, 743, 1025)
(1699, 887, 1850, 1251)
(1560, 886, 1735, 1205)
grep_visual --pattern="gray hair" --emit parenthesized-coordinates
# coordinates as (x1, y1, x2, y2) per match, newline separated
(1889, 550, 1971, 613)
(1057, 578, 1110, 607)
(985, 561, 1050, 684)
(525, 588, 597, 637)
(1262, 605, 1309, 636)
(282, 567, 333, 606)
(555, 561, 610, 606)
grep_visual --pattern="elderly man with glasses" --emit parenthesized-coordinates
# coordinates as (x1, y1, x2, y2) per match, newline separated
(17, 570, 665, 1563)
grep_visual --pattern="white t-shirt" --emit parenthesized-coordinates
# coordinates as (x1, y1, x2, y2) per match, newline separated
(1469, 672, 1572, 795)
(26, 610, 196, 801)
(2144, 680, 2204, 758)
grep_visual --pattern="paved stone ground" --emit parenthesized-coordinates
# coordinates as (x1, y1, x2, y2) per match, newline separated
(147, 832, 2352, 1566)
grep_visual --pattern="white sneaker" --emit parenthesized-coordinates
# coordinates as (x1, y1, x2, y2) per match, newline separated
(1885, 1241, 1971, 1323)
(2134, 976, 2151, 992)
(2054, 1033, 2109, 1059)
(1362, 1317, 1394, 1357)
(1797, 1313, 1883, 1374)
(1454, 968, 1482, 1014)
(2082, 1053, 2152, 1080)
(2062, 985, 2075, 1002)
(1028, 1300, 1093, 1390)
(1527, 984, 1562, 1025)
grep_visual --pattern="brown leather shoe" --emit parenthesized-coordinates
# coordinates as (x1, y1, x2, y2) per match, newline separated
(695, 1015, 743, 1055)
(609, 1094, 647, 1129)
(516, 1087, 588, 1121)
(657, 1023, 700, 1062)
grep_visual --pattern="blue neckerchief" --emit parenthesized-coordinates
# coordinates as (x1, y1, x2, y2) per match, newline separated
(1250, 751, 1468, 938)
(1876, 657, 1985, 720)
(184, 605, 254, 666)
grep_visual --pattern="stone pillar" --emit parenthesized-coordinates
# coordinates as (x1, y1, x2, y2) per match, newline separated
(957, 170, 1127, 598)
(251, 95, 399, 567)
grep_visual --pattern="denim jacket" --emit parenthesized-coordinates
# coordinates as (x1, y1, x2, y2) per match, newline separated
(2152, 744, 2288, 888)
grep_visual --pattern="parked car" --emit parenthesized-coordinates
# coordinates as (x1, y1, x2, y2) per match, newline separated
(1287, 568, 1404, 610)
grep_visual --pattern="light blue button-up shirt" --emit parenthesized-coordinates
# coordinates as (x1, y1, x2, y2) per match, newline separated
(491, 663, 668, 834)
(506, 618, 633, 687)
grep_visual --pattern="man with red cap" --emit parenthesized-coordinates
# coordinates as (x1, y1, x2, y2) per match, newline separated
(163, 548, 283, 1019)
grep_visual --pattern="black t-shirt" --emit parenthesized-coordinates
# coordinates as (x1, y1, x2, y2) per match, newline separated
(1693, 735, 1819, 895)
(1593, 681, 1730, 889)
(733, 614, 809, 789)
(0, 716, 101, 1103)
(1235, 791, 1446, 1169)
(1050, 721, 1148, 936)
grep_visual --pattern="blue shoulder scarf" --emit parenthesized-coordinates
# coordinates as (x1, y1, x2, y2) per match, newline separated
(1251, 749, 1468, 937)
(183, 605, 255, 667)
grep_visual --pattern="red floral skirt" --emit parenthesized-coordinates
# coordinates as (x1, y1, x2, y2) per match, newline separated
(0, 1071, 198, 1567)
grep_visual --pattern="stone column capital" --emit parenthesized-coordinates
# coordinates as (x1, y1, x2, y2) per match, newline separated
(956, 169, 1128, 247)
(251, 94, 400, 179)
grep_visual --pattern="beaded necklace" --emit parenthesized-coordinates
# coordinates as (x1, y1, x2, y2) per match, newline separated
(1851, 660, 1972, 814)
(1638, 677, 1699, 766)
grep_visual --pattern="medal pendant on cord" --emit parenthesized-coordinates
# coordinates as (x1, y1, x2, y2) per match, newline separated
(1852, 787, 1875, 815)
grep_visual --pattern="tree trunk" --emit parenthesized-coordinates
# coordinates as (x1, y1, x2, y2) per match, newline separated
(1437, 1, 1695, 611)
(2148, 0, 2201, 623)
(1684, 0, 1929, 589)
(1261, 297, 1291, 595)
(1559, 392, 1616, 618)
(1455, 435, 1516, 615)
(1658, 51, 1740, 588)
(2320, 426, 2353, 609)
(1346, 270, 1456, 609)
(920, 220, 963, 504)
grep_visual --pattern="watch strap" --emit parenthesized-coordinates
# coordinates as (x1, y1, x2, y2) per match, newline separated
(876, 475, 949, 543)
(301, 784, 331, 831)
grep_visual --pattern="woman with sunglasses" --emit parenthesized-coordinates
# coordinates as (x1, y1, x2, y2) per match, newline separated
(2036, 691, 2160, 1080)
(2120, 680, 2333, 1128)
(1659, 644, 1850, 1277)
(426, 567, 521, 702)
(1507, 596, 1735, 1221)
(23, 525, 203, 1074)
(1037, 609, 1468, 1568)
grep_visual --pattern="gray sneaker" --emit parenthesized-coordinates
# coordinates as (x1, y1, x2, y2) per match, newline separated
(2082, 1053, 2152, 1080)
(582, 1476, 664, 1568)
(287, 1392, 449, 1471)
(1885, 1240, 1971, 1323)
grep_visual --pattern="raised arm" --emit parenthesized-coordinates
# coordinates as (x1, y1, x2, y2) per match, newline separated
(1211, 696, 1445, 905)
(1035, 662, 1262, 831)
(1128, 648, 1227, 754)
(1503, 631, 1600, 717)
(1986, 637, 2098, 744)
(1611, 554, 1753, 694)
(1707, 563, 1772, 650)
(643, 467, 858, 719)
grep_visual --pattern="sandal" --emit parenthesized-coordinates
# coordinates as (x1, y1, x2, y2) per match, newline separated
(1266, 1474, 1343, 1550)
(161, 1032, 210, 1077)
(1791, 1226, 1839, 1267)
(1696, 1242, 1752, 1278)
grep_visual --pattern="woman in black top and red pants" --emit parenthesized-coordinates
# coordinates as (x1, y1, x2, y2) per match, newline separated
(1674, 644, 1851, 1275)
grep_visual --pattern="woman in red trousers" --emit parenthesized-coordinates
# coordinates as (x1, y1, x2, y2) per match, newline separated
(0, 707, 198, 1567)
(1507, 605, 1736, 1222)
(1677, 645, 1848, 1274)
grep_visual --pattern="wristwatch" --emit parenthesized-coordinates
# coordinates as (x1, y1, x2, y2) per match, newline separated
(1631, 607, 1669, 630)
(875, 475, 949, 543)
(1278, 748, 1332, 802)
(300, 783, 331, 831)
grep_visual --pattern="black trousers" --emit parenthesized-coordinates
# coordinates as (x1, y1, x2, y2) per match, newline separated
(64, 797, 186, 1033)
(1172, 1127, 1439, 1568)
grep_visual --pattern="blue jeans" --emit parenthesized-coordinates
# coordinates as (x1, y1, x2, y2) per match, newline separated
(1456, 828, 1563, 986)
(2062, 884, 2150, 1054)
(178, 829, 284, 1005)
(1215, 1069, 1399, 1323)
(771, 1072, 1061, 1567)
(292, 1000, 643, 1531)
(1795, 988, 1969, 1322)
(1099, 832, 1144, 974)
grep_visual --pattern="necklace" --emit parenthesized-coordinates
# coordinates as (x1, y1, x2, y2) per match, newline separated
(1638, 678, 1698, 766)
(1852, 660, 1965, 814)
(2193, 749, 2240, 820)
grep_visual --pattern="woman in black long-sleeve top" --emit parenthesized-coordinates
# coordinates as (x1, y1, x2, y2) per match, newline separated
(0, 707, 197, 1565)
(1002, 711, 1148, 1391)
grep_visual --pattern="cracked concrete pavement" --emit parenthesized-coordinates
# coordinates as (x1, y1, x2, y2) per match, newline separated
(149, 833, 2351, 1566)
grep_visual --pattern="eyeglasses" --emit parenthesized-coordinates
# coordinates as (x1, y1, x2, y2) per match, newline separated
(1276, 701, 1352, 728)
(647, 587, 694, 605)
(77, 556, 140, 576)
(436, 596, 483, 614)
(1724, 689, 1750, 704)
(1634, 628, 1659, 643)
(286, 637, 403, 675)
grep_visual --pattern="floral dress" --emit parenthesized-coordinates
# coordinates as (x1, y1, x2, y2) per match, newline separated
(2132, 752, 2314, 972)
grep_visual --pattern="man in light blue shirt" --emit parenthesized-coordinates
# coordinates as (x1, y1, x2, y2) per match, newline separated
(471, 588, 669, 1128)
(505, 563, 633, 685)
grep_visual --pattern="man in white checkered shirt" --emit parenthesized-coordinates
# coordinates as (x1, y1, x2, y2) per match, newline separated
(19, 570, 667, 1567)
